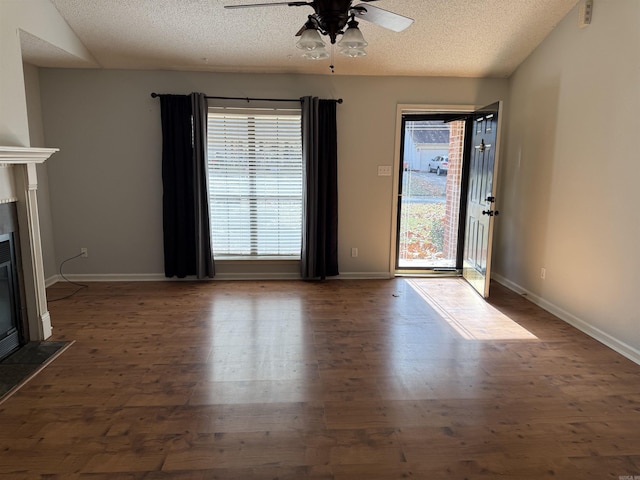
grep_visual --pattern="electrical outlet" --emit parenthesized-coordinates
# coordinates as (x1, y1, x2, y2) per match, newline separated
(377, 165, 392, 176)
(81, 248, 88, 258)
(540, 267, 546, 280)
(351, 247, 358, 258)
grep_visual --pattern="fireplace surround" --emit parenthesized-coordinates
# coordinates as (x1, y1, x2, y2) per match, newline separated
(0, 146, 58, 346)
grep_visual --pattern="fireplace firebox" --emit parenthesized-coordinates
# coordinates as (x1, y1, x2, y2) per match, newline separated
(0, 204, 26, 361)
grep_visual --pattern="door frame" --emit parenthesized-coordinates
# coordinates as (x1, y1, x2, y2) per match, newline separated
(389, 104, 478, 277)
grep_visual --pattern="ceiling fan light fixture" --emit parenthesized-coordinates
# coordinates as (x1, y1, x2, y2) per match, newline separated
(337, 19, 368, 50)
(339, 46, 366, 58)
(296, 26, 326, 51)
(227, 1, 415, 67)
(302, 47, 330, 60)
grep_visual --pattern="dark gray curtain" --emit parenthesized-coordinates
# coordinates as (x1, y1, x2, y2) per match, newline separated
(159, 92, 214, 279)
(300, 96, 339, 280)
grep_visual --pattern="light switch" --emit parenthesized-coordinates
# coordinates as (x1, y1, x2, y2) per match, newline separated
(377, 165, 392, 176)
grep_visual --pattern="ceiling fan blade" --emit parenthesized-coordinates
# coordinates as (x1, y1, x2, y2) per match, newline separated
(224, 1, 311, 9)
(352, 3, 414, 32)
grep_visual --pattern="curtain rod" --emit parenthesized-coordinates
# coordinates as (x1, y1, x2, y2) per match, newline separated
(150, 93, 343, 104)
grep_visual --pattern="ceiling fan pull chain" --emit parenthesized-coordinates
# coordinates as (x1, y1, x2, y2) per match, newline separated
(330, 44, 335, 73)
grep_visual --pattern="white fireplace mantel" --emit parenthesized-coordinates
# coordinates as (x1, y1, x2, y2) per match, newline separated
(0, 145, 58, 341)
(0, 146, 59, 164)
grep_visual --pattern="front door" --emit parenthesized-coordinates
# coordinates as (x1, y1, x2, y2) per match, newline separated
(462, 102, 502, 297)
(395, 115, 466, 272)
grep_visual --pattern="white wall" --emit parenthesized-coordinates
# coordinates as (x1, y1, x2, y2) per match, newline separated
(493, 0, 640, 359)
(38, 69, 507, 278)
(0, 0, 95, 281)
(23, 62, 57, 280)
(0, 0, 95, 146)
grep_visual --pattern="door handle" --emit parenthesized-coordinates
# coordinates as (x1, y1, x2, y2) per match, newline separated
(482, 210, 500, 216)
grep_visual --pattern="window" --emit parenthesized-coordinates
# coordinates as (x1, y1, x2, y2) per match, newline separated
(207, 107, 303, 259)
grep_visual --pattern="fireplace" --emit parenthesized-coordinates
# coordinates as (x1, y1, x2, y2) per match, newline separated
(0, 204, 25, 360)
(0, 146, 58, 346)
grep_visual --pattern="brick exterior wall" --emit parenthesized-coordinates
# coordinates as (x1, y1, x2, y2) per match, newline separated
(443, 121, 465, 261)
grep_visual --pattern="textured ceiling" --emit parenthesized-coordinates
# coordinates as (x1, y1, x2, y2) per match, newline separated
(22, 0, 580, 77)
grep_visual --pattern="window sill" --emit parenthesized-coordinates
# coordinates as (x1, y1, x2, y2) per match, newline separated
(215, 256, 300, 262)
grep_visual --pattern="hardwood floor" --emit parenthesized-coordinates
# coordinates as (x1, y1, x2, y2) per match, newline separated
(1, 278, 639, 479)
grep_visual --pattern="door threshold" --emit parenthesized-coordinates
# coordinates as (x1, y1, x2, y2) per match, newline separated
(395, 269, 461, 277)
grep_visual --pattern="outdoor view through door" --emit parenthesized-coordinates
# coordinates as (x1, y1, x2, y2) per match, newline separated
(396, 116, 466, 270)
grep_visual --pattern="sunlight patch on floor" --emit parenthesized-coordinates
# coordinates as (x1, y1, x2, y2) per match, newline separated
(407, 278, 538, 341)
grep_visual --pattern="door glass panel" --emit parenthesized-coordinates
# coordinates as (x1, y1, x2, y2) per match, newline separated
(397, 119, 465, 270)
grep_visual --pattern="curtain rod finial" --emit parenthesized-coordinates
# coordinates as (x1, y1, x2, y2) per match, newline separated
(151, 92, 159, 98)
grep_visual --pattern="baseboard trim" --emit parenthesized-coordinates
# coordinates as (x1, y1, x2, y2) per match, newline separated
(45, 272, 393, 283)
(50, 273, 168, 283)
(491, 273, 640, 366)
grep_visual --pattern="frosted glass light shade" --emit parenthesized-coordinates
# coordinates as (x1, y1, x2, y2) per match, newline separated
(337, 25, 368, 49)
(339, 46, 366, 58)
(296, 28, 326, 51)
(302, 47, 330, 60)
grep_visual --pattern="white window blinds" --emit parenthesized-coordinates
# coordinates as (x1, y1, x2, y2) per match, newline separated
(207, 108, 303, 258)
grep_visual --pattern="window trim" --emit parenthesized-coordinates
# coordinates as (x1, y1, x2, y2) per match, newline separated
(207, 105, 303, 260)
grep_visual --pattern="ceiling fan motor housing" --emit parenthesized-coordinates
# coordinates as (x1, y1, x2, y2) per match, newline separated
(312, 0, 359, 43)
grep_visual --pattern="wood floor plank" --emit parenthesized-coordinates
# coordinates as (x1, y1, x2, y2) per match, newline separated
(0, 278, 638, 478)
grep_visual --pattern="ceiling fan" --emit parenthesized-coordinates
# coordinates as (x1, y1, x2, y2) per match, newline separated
(224, 1, 414, 59)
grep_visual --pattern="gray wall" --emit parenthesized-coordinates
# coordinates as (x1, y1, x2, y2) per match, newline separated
(493, 0, 640, 359)
(23, 63, 58, 280)
(38, 69, 507, 278)
(33, 0, 640, 362)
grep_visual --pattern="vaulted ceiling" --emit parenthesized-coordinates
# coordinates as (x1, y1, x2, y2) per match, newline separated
(22, 0, 580, 77)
